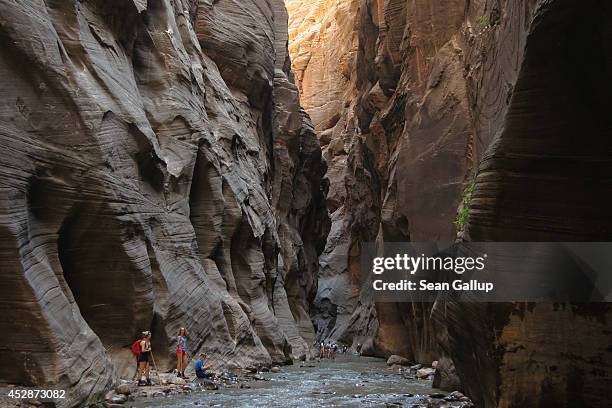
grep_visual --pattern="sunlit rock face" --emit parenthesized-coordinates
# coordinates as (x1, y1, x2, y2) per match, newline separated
(286, 0, 359, 132)
(286, 0, 469, 357)
(0, 0, 327, 406)
(287, 0, 612, 406)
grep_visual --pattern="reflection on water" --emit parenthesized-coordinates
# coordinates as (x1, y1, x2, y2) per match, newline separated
(133, 355, 447, 407)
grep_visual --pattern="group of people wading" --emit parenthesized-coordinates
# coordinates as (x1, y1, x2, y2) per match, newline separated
(132, 329, 352, 385)
(131, 327, 211, 386)
(317, 341, 349, 359)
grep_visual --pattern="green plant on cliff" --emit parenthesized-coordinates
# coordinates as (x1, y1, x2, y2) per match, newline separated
(477, 15, 488, 31)
(454, 181, 476, 228)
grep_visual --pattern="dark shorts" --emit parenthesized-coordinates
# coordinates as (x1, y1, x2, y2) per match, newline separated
(138, 351, 150, 363)
(196, 371, 212, 379)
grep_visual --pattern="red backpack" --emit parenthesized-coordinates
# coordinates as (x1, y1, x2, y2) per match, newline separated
(131, 340, 142, 356)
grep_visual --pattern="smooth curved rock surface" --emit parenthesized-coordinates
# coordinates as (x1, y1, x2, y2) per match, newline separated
(288, 0, 612, 406)
(0, 0, 327, 406)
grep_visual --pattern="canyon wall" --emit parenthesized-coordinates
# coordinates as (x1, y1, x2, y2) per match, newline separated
(287, 0, 612, 406)
(0, 0, 326, 406)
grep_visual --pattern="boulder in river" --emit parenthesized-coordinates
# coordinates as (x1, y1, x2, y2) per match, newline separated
(386, 355, 411, 366)
(445, 391, 470, 402)
(416, 368, 436, 379)
(114, 384, 131, 396)
(199, 380, 219, 391)
(109, 394, 127, 404)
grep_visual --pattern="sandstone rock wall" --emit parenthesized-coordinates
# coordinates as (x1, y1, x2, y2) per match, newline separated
(287, 0, 612, 406)
(287, 0, 469, 356)
(445, 1, 612, 406)
(0, 0, 326, 406)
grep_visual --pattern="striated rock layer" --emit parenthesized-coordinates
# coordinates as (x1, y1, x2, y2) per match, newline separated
(0, 0, 327, 406)
(287, 0, 612, 406)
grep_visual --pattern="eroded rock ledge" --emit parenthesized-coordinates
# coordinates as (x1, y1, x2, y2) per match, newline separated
(0, 0, 327, 406)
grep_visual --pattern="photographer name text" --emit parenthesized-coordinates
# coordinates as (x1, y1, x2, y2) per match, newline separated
(371, 254, 494, 293)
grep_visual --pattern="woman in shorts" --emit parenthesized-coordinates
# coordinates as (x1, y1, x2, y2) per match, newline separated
(176, 327, 188, 378)
(138, 331, 152, 386)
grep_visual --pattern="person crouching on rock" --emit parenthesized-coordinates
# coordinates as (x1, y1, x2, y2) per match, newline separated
(176, 327, 188, 378)
(195, 353, 213, 379)
(137, 331, 152, 386)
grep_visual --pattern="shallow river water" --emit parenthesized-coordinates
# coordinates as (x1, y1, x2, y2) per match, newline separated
(132, 355, 449, 408)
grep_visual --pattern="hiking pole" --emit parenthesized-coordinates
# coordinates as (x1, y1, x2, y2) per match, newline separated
(183, 351, 191, 377)
(149, 350, 163, 385)
(132, 359, 139, 381)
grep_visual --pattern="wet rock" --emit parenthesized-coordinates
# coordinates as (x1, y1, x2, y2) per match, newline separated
(387, 355, 411, 366)
(416, 368, 436, 379)
(114, 384, 131, 396)
(104, 392, 127, 405)
(431, 356, 461, 391)
(410, 364, 423, 371)
(199, 380, 219, 391)
(271, 366, 281, 373)
(217, 372, 234, 382)
(445, 391, 469, 402)
(428, 393, 446, 399)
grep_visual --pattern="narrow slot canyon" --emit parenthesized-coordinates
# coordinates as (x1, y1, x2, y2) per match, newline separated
(0, 1, 610, 408)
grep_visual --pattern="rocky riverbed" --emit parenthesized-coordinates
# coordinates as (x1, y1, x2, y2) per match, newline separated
(115, 356, 473, 408)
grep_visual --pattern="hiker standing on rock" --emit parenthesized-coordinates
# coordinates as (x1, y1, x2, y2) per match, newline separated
(137, 331, 152, 386)
(131, 334, 143, 380)
(176, 327, 188, 378)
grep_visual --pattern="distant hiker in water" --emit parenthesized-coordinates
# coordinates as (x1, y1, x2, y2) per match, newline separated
(137, 331, 152, 386)
(176, 327, 188, 378)
(195, 353, 212, 379)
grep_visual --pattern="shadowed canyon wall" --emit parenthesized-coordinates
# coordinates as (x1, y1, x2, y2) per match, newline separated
(287, 0, 612, 407)
(0, 0, 327, 406)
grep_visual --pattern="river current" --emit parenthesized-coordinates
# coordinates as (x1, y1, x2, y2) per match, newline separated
(132, 355, 449, 407)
